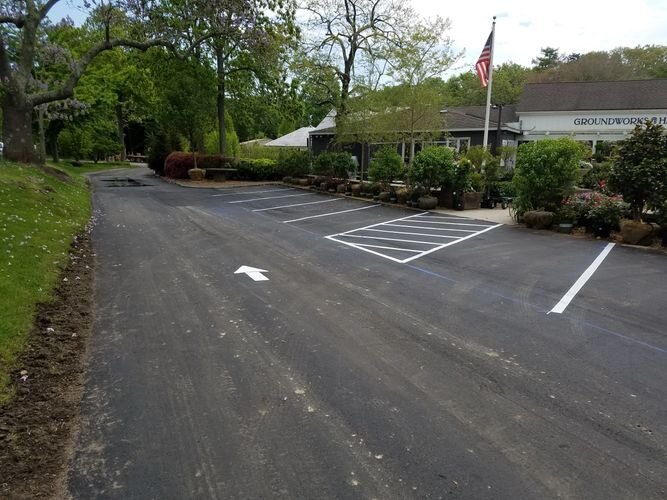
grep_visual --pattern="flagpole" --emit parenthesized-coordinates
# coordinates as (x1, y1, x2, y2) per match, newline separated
(482, 16, 496, 151)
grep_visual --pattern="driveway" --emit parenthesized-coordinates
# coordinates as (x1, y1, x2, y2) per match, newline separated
(69, 167, 667, 499)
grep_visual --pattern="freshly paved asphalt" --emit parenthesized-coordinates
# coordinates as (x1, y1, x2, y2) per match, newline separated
(69, 167, 667, 499)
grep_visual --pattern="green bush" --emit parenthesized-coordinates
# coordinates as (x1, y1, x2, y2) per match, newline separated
(147, 131, 178, 176)
(608, 121, 667, 220)
(410, 146, 456, 192)
(313, 151, 355, 178)
(236, 158, 280, 181)
(58, 126, 92, 161)
(277, 149, 312, 178)
(369, 147, 404, 187)
(513, 138, 583, 215)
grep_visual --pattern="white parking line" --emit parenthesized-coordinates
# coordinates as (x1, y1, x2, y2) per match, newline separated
(282, 204, 381, 223)
(229, 193, 313, 204)
(212, 188, 293, 197)
(548, 242, 615, 315)
(253, 198, 342, 212)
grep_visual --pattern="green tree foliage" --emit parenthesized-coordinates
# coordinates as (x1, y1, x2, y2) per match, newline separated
(442, 63, 530, 106)
(532, 47, 561, 70)
(369, 147, 404, 187)
(608, 121, 667, 220)
(152, 56, 216, 166)
(313, 151, 355, 178)
(410, 146, 456, 191)
(512, 138, 584, 215)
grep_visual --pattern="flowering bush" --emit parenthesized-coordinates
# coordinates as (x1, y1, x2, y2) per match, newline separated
(562, 192, 629, 229)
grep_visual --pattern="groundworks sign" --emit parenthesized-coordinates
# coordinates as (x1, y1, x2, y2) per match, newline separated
(574, 116, 667, 126)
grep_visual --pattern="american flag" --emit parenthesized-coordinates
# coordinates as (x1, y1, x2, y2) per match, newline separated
(476, 32, 493, 87)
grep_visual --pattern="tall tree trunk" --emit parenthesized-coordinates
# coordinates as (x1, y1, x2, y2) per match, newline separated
(216, 47, 226, 156)
(37, 106, 46, 165)
(116, 104, 126, 161)
(2, 95, 36, 163)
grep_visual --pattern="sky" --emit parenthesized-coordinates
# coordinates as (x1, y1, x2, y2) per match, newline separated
(50, 0, 667, 76)
(413, 0, 667, 74)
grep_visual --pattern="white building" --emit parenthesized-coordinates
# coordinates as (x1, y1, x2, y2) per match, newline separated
(514, 79, 667, 151)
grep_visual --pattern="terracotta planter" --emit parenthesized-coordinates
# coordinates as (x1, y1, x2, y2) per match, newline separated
(418, 195, 438, 210)
(463, 192, 483, 210)
(188, 168, 205, 181)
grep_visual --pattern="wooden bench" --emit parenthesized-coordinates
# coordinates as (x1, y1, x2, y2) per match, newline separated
(205, 168, 238, 181)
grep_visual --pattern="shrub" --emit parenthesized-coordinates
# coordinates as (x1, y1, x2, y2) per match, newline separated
(582, 161, 613, 190)
(277, 149, 312, 178)
(58, 126, 92, 161)
(313, 151, 355, 178)
(239, 143, 283, 160)
(562, 192, 629, 228)
(512, 138, 583, 216)
(236, 158, 280, 181)
(585, 194, 628, 230)
(369, 147, 404, 187)
(494, 180, 516, 198)
(410, 146, 456, 192)
(164, 152, 236, 179)
(608, 121, 667, 220)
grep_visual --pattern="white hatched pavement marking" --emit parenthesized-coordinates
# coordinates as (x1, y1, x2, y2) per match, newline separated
(253, 198, 342, 212)
(326, 212, 502, 263)
(383, 223, 477, 233)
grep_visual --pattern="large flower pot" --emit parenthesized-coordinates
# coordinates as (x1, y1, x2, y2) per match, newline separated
(463, 192, 483, 210)
(619, 219, 655, 246)
(558, 223, 574, 234)
(592, 225, 611, 238)
(418, 195, 438, 210)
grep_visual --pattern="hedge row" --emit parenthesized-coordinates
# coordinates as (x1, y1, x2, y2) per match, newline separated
(162, 150, 352, 182)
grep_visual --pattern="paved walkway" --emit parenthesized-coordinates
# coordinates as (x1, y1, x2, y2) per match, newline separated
(433, 206, 517, 225)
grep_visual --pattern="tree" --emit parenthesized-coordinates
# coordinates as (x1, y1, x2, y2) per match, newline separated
(302, 0, 412, 121)
(410, 146, 456, 192)
(369, 146, 404, 187)
(153, 56, 216, 168)
(0, 0, 217, 163)
(608, 121, 667, 221)
(512, 138, 583, 215)
(442, 63, 530, 106)
(532, 47, 561, 71)
(195, 0, 297, 154)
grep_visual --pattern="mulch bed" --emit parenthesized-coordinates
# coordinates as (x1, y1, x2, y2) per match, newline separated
(0, 230, 95, 499)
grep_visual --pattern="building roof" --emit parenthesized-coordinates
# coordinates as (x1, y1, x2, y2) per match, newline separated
(517, 79, 667, 112)
(239, 138, 271, 146)
(265, 126, 316, 148)
(441, 105, 518, 130)
(310, 105, 519, 136)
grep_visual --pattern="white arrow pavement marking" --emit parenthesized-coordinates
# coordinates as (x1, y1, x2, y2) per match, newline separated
(234, 265, 270, 281)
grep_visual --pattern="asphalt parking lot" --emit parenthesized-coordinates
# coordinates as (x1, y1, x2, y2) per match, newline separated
(69, 168, 667, 499)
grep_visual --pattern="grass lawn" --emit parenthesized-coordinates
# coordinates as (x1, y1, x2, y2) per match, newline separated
(0, 160, 127, 403)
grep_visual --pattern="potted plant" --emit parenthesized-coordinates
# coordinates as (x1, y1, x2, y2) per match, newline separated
(585, 195, 627, 238)
(410, 146, 455, 210)
(369, 147, 404, 202)
(557, 201, 578, 233)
